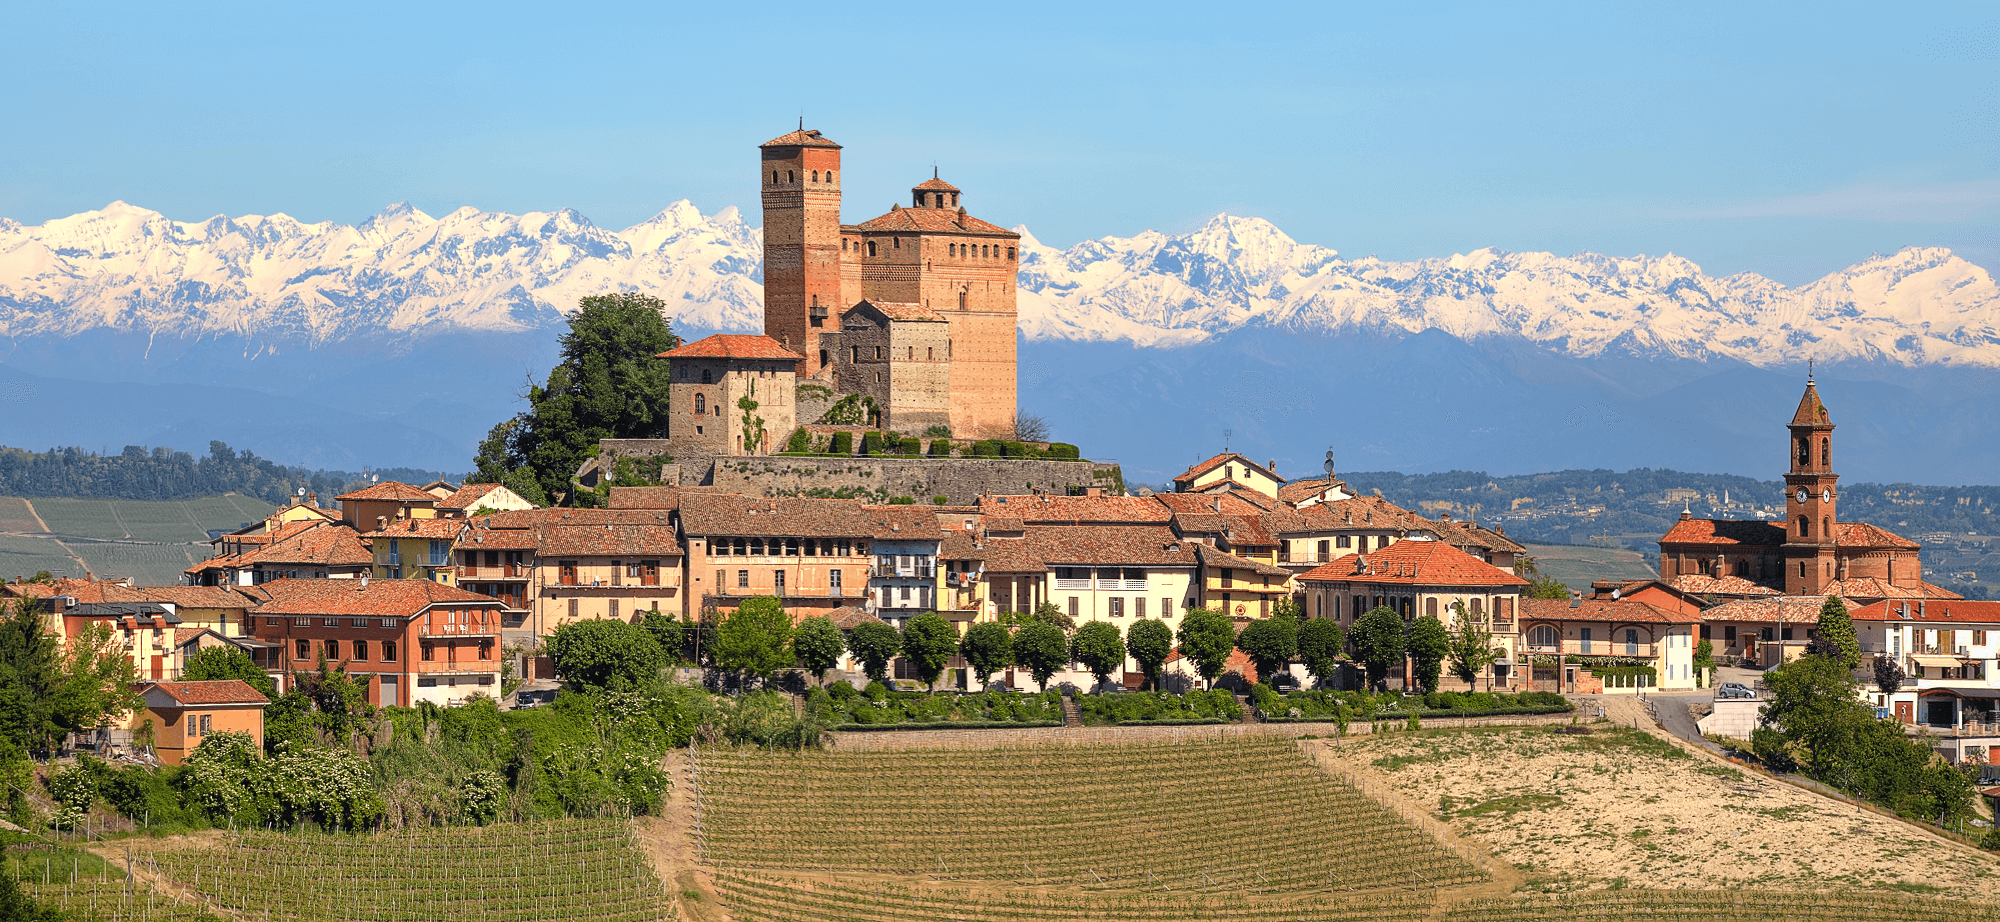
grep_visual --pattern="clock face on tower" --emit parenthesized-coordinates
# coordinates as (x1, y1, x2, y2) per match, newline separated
(1796, 488, 1808, 504)
(1821, 488, 1832, 503)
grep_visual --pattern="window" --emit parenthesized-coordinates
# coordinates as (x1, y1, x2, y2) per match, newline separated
(1135, 597, 1147, 618)
(737, 570, 750, 588)
(1531, 625, 1557, 648)
(1977, 631, 1989, 646)
(429, 540, 448, 566)
(1580, 628, 1593, 654)
(423, 642, 435, 661)
(830, 569, 843, 593)
(1699, 625, 1711, 639)
(700, 368, 712, 384)
(199, 715, 212, 735)
(388, 542, 401, 565)
(608, 599, 619, 620)
(1797, 437, 1810, 466)
(1724, 625, 1737, 642)
(352, 640, 368, 661)
(560, 561, 578, 585)
(1626, 629, 1639, 655)
(1068, 596, 1080, 618)
(383, 641, 397, 662)
(1797, 516, 1809, 538)
(1426, 598, 1438, 618)
(1109, 597, 1124, 618)
(296, 639, 309, 660)
(480, 641, 493, 660)
(1221, 568, 1234, 588)
(642, 560, 660, 586)
(1336, 536, 1352, 549)
(694, 393, 705, 413)
(326, 639, 341, 659)
(568, 599, 578, 620)
(774, 571, 786, 595)
(867, 241, 876, 257)
(1781, 627, 1794, 640)
(899, 585, 911, 602)
(1760, 627, 1774, 642)
(611, 561, 624, 586)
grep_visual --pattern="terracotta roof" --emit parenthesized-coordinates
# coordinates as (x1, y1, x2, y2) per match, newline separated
(143, 680, 269, 707)
(865, 506, 945, 541)
(438, 483, 505, 510)
(536, 522, 683, 557)
(977, 536, 1045, 572)
(1171, 513, 1277, 548)
(1820, 577, 1961, 602)
(238, 522, 373, 567)
(1298, 539, 1527, 588)
(1853, 599, 2000, 624)
(1278, 476, 1353, 505)
(1194, 543, 1291, 579)
(938, 530, 984, 560)
(1519, 598, 1698, 625)
(678, 495, 880, 539)
(457, 524, 539, 551)
(1, 582, 58, 598)
(658, 334, 804, 362)
(249, 578, 503, 617)
(1421, 517, 1525, 554)
(1281, 495, 1429, 534)
(850, 300, 946, 323)
(1664, 574, 1780, 597)
(1701, 596, 1849, 625)
(137, 587, 257, 610)
(976, 495, 1171, 526)
(362, 517, 465, 541)
(983, 516, 1026, 535)
(912, 176, 960, 192)
(1832, 522, 1920, 550)
(172, 627, 208, 646)
(1024, 525, 1197, 568)
(605, 486, 728, 510)
(830, 606, 882, 629)
(1154, 491, 1269, 516)
(1791, 382, 1831, 427)
(847, 206, 1018, 238)
(1659, 518, 1786, 547)
(1173, 453, 1280, 486)
(761, 128, 841, 149)
(336, 481, 439, 503)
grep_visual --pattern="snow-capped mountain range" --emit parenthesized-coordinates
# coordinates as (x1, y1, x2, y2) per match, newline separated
(3, 201, 1999, 368)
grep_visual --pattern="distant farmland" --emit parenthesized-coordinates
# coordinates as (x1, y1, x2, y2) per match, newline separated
(0, 495, 274, 584)
(1520, 542, 1658, 590)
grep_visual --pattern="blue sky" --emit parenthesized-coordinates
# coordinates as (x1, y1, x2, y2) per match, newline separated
(5, 1, 1997, 283)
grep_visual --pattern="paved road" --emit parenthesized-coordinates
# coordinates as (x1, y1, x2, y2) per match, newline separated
(1640, 692, 1728, 755)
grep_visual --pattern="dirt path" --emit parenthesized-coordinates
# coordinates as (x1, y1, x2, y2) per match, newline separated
(85, 836, 247, 922)
(19, 498, 52, 534)
(1305, 738, 1523, 919)
(632, 749, 731, 922)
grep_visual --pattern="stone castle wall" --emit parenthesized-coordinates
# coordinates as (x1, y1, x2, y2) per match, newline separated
(707, 456, 1123, 505)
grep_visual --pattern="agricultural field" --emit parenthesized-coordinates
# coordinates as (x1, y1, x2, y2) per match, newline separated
(67, 541, 209, 583)
(1521, 542, 1659, 589)
(65, 819, 677, 922)
(0, 533, 79, 581)
(0, 494, 273, 583)
(29, 495, 273, 542)
(0, 496, 45, 532)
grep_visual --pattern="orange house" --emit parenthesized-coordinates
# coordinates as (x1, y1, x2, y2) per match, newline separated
(245, 578, 508, 708)
(134, 680, 270, 765)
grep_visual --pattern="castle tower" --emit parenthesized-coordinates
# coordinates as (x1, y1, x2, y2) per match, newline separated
(760, 127, 843, 377)
(1782, 375, 1839, 594)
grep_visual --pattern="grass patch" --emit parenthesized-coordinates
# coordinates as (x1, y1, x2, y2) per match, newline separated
(1444, 793, 1564, 818)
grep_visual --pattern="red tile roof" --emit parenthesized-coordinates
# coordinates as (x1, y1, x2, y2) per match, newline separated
(1853, 599, 2000, 624)
(847, 206, 1018, 238)
(1298, 539, 1526, 588)
(1701, 596, 1847, 625)
(976, 494, 1171, 525)
(336, 481, 439, 503)
(1024, 526, 1198, 568)
(239, 522, 374, 567)
(437, 483, 505, 510)
(604, 486, 729, 509)
(678, 495, 882, 539)
(1419, 517, 1525, 554)
(362, 517, 466, 541)
(658, 334, 805, 361)
(1820, 576, 1960, 602)
(1832, 522, 1920, 550)
(144, 680, 270, 706)
(1791, 382, 1831, 427)
(830, 606, 882, 629)
(1277, 476, 1353, 505)
(761, 128, 841, 149)
(1519, 598, 1698, 625)
(1154, 491, 1269, 516)
(1173, 452, 1280, 486)
(1279, 495, 1430, 534)
(1664, 574, 1780, 597)
(138, 587, 257, 610)
(249, 578, 503, 617)
(912, 177, 960, 192)
(1659, 518, 1786, 547)
(1193, 543, 1291, 579)
(536, 522, 683, 557)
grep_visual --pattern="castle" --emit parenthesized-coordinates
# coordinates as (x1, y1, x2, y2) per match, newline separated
(758, 126, 1020, 440)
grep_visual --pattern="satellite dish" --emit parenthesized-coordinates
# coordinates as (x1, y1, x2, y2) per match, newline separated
(1323, 448, 1336, 476)
(296, 487, 306, 497)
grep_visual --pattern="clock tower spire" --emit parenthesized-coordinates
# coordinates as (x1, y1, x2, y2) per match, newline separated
(1782, 376, 1838, 594)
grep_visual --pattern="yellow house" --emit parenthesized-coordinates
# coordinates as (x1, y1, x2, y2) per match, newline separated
(1193, 544, 1295, 619)
(365, 517, 463, 585)
(337, 481, 441, 532)
(1172, 452, 1284, 500)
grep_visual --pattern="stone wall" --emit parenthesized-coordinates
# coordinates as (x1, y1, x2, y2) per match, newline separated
(825, 711, 1582, 752)
(707, 456, 1123, 505)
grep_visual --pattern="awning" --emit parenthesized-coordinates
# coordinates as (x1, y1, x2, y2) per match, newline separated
(1910, 655, 1965, 668)
(1918, 686, 2000, 698)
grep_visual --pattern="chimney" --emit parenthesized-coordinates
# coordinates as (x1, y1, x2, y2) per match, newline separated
(377, 516, 387, 531)
(1267, 459, 1276, 475)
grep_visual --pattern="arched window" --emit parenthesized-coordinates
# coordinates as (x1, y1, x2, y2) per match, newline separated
(1470, 597, 1483, 618)
(827, 171, 834, 182)
(700, 369, 712, 384)
(1821, 438, 1830, 466)
(1822, 516, 1830, 538)
(786, 170, 794, 183)
(1797, 438, 1810, 466)
(1733, 559, 1750, 576)
(811, 170, 818, 182)
(1532, 625, 1557, 649)
(949, 243, 956, 256)
(693, 393, 705, 414)
(819, 349, 829, 368)
(771, 170, 777, 184)
(958, 290, 967, 310)
(867, 241, 876, 257)
(1797, 515, 1809, 538)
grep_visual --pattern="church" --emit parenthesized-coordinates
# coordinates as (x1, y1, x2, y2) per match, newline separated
(1655, 376, 1954, 604)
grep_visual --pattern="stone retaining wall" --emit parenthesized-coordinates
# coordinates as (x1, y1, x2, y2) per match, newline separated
(824, 711, 1581, 751)
(708, 456, 1123, 505)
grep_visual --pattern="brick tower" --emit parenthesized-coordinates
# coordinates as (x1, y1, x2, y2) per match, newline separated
(760, 126, 843, 377)
(1782, 375, 1839, 594)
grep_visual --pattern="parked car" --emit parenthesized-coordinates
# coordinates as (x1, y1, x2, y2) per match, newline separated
(1268, 673, 1301, 692)
(1716, 683, 1755, 700)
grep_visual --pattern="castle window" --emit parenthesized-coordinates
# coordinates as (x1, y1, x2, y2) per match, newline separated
(867, 241, 876, 257)
(694, 394, 705, 414)
(787, 170, 794, 183)
(1797, 438, 1809, 466)
(812, 170, 818, 182)
(828, 171, 834, 182)
(701, 369, 712, 384)
(907, 346, 914, 360)
(1797, 516, 1809, 538)
(927, 347, 933, 360)
(852, 346, 860, 363)
(819, 349, 829, 368)
(1008, 247, 1016, 259)
(771, 170, 777, 184)
(894, 237, 901, 248)
(876, 346, 883, 360)
(1823, 516, 1830, 538)
(982, 245, 990, 257)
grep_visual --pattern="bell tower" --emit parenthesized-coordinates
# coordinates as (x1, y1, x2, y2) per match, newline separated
(1782, 373, 1839, 594)
(760, 125, 843, 377)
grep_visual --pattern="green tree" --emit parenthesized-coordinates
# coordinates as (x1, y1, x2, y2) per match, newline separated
(1175, 608, 1238, 690)
(639, 609, 685, 665)
(791, 616, 845, 685)
(1296, 618, 1345, 688)
(1069, 621, 1125, 690)
(0, 599, 59, 750)
(1695, 637, 1715, 676)
(1760, 653, 1873, 779)
(899, 613, 959, 690)
(48, 623, 142, 740)
(1351, 606, 1406, 691)
(714, 597, 795, 683)
(1234, 617, 1298, 686)
(959, 622, 1014, 687)
(471, 292, 682, 506)
(1814, 594, 1861, 669)
(182, 645, 278, 699)
(1010, 621, 1069, 692)
(1872, 653, 1906, 696)
(1029, 600, 1075, 634)
(845, 620, 901, 684)
(1406, 613, 1450, 694)
(1443, 602, 1499, 691)
(545, 619, 666, 692)
(1272, 596, 1306, 623)
(1123, 619, 1174, 691)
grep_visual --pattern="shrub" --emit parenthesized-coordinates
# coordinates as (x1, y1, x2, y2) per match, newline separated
(932, 495, 949, 505)
(826, 680, 858, 701)
(969, 439, 1003, 458)
(828, 431, 853, 455)
(928, 440, 953, 457)
(887, 496, 916, 505)
(1047, 443, 1081, 460)
(862, 681, 889, 702)
(784, 428, 813, 453)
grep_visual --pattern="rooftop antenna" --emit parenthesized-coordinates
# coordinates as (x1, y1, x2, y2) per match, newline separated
(1323, 448, 1335, 478)
(1808, 357, 1814, 383)
(798, 114, 803, 130)
(1223, 429, 1232, 451)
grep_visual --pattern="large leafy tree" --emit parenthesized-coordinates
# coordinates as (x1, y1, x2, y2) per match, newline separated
(1351, 606, 1406, 691)
(844, 620, 901, 684)
(472, 292, 682, 506)
(1010, 621, 1069, 692)
(48, 623, 142, 739)
(1175, 608, 1237, 690)
(958, 622, 1014, 687)
(1069, 621, 1125, 690)
(544, 619, 665, 693)
(1234, 617, 1297, 686)
(182, 645, 278, 699)
(1406, 614, 1450, 694)
(0, 599, 59, 750)
(1296, 618, 1345, 688)
(791, 616, 845, 685)
(1444, 602, 1500, 691)
(1124, 619, 1174, 691)
(1814, 595, 1860, 669)
(714, 597, 795, 683)
(899, 613, 959, 690)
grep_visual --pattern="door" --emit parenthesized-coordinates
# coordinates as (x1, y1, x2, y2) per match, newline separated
(1895, 701, 1913, 724)
(1927, 700, 1956, 727)
(380, 674, 399, 708)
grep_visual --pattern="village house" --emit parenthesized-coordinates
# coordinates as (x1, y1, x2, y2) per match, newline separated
(244, 578, 507, 706)
(1172, 452, 1285, 500)
(1518, 596, 1701, 694)
(436, 482, 537, 516)
(1299, 538, 1527, 689)
(525, 509, 685, 633)
(130, 680, 269, 765)
(1851, 599, 2000, 758)
(336, 481, 443, 531)
(673, 493, 905, 622)
(365, 515, 463, 584)
(185, 519, 374, 586)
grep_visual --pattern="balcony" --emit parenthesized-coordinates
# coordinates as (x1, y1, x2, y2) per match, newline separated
(873, 566, 935, 580)
(1053, 578, 1092, 590)
(419, 623, 500, 639)
(711, 585, 850, 599)
(459, 565, 530, 580)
